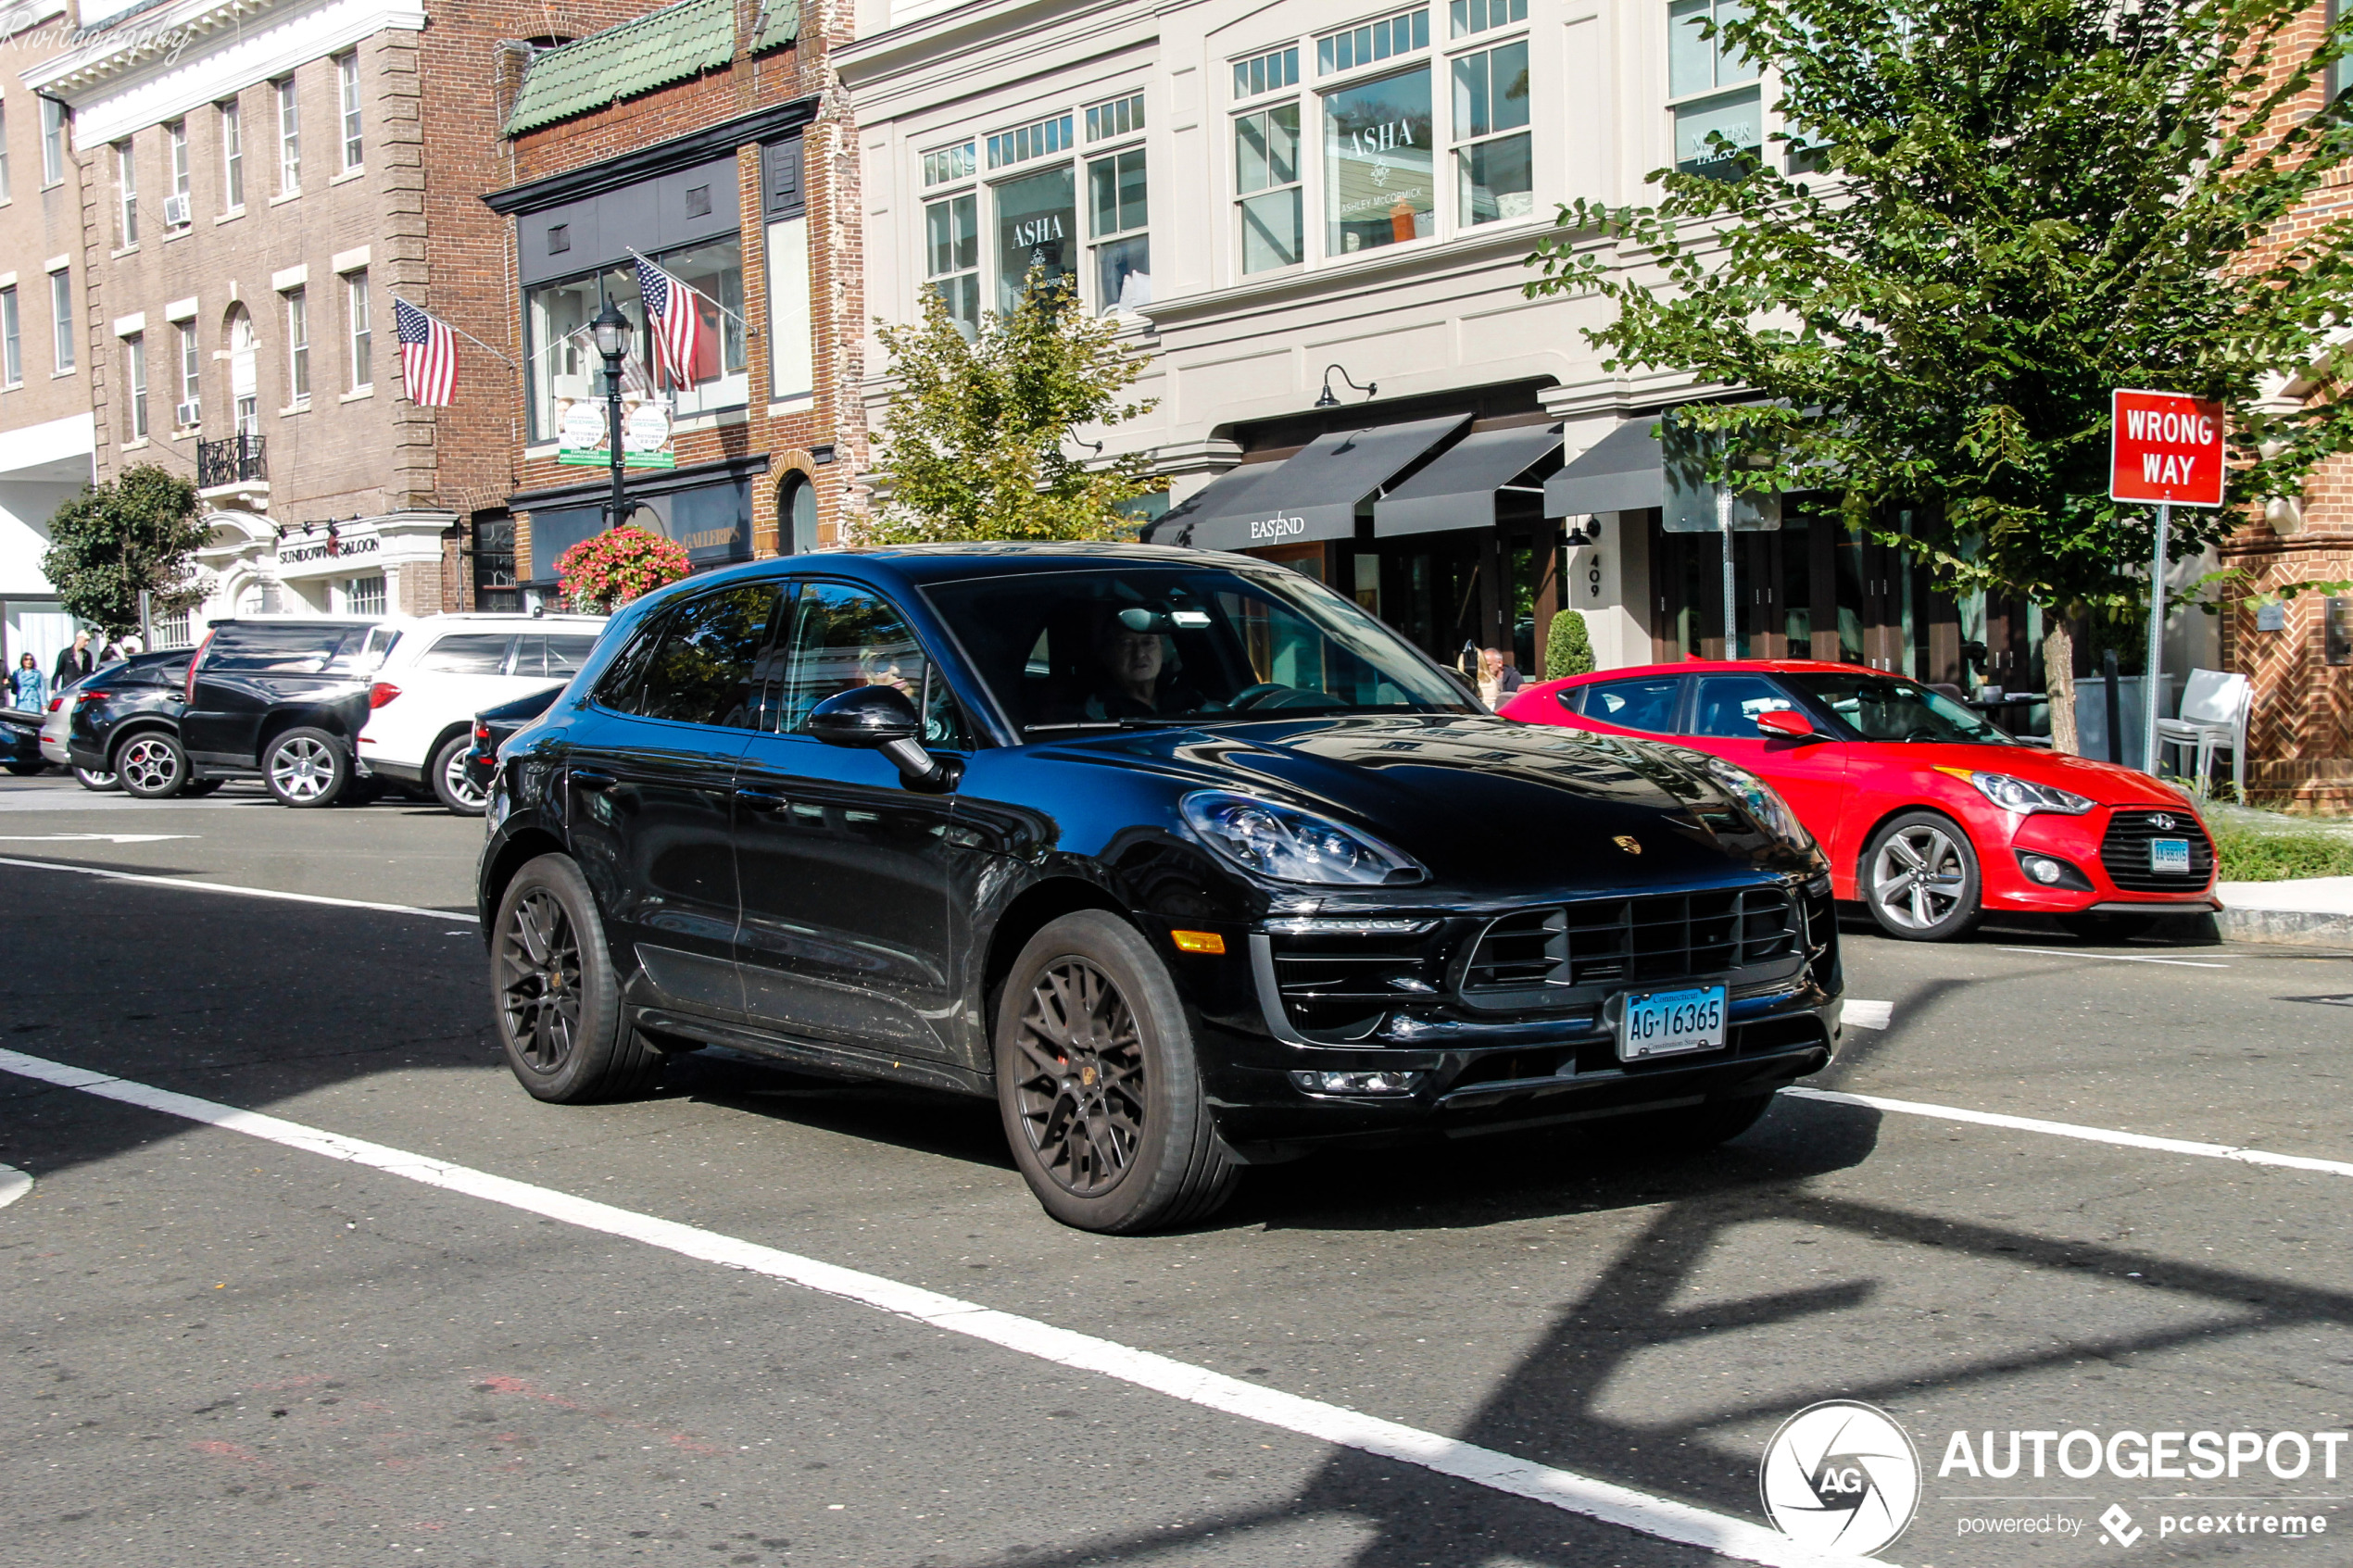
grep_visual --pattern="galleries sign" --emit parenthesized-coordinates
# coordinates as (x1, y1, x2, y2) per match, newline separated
(2110, 388, 2225, 507)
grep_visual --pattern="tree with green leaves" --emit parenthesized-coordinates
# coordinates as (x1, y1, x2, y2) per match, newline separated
(862, 271, 1164, 544)
(41, 465, 208, 639)
(1528, 0, 2353, 750)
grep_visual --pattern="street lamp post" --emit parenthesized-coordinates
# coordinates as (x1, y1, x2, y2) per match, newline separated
(592, 300, 635, 535)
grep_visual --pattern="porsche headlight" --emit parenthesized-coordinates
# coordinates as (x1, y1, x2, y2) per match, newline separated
(1701, 757, 1815, 851)
(1965, 771, 2094, 816)
(1179, 791, 1425, 885)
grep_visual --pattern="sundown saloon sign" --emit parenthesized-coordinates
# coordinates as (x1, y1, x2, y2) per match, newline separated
(2110, 389, 2225, 508)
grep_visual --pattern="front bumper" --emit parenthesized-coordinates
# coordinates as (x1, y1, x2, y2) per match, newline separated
(1984, 806, 2219, 913)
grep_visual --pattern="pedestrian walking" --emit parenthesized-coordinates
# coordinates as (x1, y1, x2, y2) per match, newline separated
(52, 633, 94, 687)
(8, 653, 44, 712)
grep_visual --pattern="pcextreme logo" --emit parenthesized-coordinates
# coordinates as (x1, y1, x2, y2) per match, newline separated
(1759, 1400, 1921, 1557)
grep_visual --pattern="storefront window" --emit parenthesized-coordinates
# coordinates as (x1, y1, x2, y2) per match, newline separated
(1324, 67, 1433, 255)
(1087, 147, 1150, 313)
(524, 237, 748, 442)
(925, 193, 979, 335)
(1668, 0, 1761, 179)
(1235, 104, 1302, 273)
(1453, 41, 1530, 225)
(994, 166, 1076, 314)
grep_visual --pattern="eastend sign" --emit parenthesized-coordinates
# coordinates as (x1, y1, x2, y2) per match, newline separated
(2110, 389, 2225, 507)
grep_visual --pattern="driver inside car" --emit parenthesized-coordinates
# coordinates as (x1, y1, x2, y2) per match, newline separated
(1078, 608, 1202, 721)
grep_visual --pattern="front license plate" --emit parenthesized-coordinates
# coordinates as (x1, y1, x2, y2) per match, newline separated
(1617, 985, 1728, 1061)
(2150, 838, 2192, 875)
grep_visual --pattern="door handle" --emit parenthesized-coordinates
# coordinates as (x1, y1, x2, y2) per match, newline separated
(734, 788, 787, 812)
(572, 768, 616, 791)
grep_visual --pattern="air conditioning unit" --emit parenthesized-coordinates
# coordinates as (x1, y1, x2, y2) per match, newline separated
(162, 194, 191, 227)
(174, 399, 200, 428)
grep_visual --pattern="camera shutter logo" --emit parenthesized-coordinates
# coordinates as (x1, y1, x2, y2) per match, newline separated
(1759, 1400, 1920, 1556)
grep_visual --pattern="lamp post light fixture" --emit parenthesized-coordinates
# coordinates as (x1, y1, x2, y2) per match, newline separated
(592, 298, 635, 534)
(1314, 363, 1377, 408)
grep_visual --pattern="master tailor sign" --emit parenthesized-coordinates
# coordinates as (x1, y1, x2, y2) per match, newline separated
(2110, 389, 2226, 507)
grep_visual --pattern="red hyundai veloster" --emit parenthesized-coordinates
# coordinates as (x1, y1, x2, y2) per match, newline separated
(1502, 660, 2219, 941)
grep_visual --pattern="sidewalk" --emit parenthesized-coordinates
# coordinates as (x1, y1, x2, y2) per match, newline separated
(2215, 876, 2353, 947)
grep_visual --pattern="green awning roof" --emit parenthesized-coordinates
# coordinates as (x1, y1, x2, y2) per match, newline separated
(506, 0, 738, 137)
(750, 0, 799, 54)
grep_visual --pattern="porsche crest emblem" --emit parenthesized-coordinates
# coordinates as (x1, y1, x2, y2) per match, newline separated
(1613, 834, 1642, 855)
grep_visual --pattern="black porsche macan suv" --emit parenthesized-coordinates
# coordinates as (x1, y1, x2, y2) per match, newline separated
(478, 544, 1843, 1232)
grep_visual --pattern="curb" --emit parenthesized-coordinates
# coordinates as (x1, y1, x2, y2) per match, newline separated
(2218, 907, 2353, 948)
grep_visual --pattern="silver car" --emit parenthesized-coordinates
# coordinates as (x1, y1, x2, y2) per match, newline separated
(40, 668, 119, 789)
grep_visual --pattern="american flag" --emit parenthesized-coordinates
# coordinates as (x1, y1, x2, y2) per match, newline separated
(394, 298, 457, 407)
(635, 256, 708, 389)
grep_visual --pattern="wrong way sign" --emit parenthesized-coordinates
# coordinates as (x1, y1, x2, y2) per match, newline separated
(2110, 388, 2225, 507)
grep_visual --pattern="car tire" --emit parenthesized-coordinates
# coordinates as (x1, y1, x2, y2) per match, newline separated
(72, 765, 119, 792)
(993, 910, 1239, 1234)
(5, 761, 44, 776)
(491, 852, 662, 1103)
(432, 733, 489, 815)
(1861, 811, 1982, 942)
(263, 727, 350, 808)
(114, 732, 189, 798)
(180, 778, 223, 797)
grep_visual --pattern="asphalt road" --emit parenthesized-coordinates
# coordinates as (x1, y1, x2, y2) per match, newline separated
(4, 771, 2351, 1568)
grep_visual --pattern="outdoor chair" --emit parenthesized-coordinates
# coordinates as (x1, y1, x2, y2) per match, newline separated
(2154, 667, 2249, 797)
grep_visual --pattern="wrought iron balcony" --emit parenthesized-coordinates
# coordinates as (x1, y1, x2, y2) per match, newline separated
(197, 433, 267, 489)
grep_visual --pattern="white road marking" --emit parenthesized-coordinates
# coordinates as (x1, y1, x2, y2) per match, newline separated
(0, 1046, 1882, 1568)
(1842, 1000, 1893, 1031)
(1782, 1087, 2353, 1179)
(1995, 947, 2228, 969)
(0, 834, 195, 844)
(0, 854, 476, 922)
(0, 1163, 29, 1210)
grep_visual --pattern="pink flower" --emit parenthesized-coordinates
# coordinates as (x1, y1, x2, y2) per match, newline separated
(554, 525, 691, 612)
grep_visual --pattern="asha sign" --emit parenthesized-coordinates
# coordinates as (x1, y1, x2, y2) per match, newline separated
(2110, 389, 2225, 507)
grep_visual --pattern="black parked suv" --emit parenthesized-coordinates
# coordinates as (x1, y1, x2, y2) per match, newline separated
(182, 618, 397, 807)
(478, 545, 1843, 1233)
(65, 649, 220, 799)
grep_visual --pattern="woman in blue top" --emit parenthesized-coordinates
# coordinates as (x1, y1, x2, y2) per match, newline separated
(8, 652, 45, 712)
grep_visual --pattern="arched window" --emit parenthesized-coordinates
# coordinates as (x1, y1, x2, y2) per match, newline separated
(779, 473, 819, 555)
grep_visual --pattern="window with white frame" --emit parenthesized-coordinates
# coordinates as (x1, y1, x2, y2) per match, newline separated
(275, 77, 300, 194)
(0, 102, 11, 203)
(1084, 94, 1143, 144)
(340, 574, 385, 617)
(1323, 63, 1433, 255)
(115, 142, 138, 247)
(1317, 7, 1428, 75)
(922, 141, 974, 187)
(285, 288, 309, 404)
(1085, 141, 1149, 313)
(1667, 0, 1761, 179)
(166, 120, 190, 227)
(336, 52, 362, 169)
(924, 190, 979, 336)
(125, 334, 147, 440)
(993, 163, 1076, 313)
(220, 98, 244, 208)
(1452, 38, 1530, 224)
(1234, 103, 1302, 273)
(986, 112, 1073, 170)
(49, 268, 71, 372)
(2, 288, 19, 386)
(1233, 45, 1299, 101)
(40, 98, 64, 187)
(345, 270, 370, 389)
(177, 320, 199, 425)
(1449, 0, 1523, 37)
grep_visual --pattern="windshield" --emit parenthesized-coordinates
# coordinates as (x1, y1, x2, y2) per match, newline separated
(1782, 671, 2017, 746)
(921, 565, 1474, 734)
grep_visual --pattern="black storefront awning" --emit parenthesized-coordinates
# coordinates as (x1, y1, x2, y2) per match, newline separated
(1150, 413, 1471, 551)
(1542, 419, 1663, 518)
(1373, 423, 1563, 537)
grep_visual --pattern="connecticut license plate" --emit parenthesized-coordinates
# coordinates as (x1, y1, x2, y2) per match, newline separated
(1617, 985, 1728, 1061)
(2150, 838, 2192, 875)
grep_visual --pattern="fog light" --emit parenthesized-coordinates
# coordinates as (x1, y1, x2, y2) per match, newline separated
(1290, 1069, 1425, 1096)
(2023, 855, 2065, 884)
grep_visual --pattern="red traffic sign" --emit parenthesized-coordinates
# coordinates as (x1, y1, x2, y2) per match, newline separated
(2110, 389, 2225, 507)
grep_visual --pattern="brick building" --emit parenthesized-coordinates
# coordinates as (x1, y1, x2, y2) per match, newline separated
(24, 0, 659, 636)
(484, 0, 860, 596)
(0, 1, 100, 675)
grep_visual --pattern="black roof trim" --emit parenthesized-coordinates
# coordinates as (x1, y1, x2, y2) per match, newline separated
(484, 98, 820, 216)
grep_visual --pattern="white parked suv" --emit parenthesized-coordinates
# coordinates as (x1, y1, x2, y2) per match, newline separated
(358, 613, 607, 813)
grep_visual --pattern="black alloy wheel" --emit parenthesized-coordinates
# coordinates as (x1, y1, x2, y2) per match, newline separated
(73, 765, 119, 792)
(432, 733, 489, 815)
(115, 733, 188, 798)
(491, 852, 661, 1102)
(994, 911, 1238, 1233)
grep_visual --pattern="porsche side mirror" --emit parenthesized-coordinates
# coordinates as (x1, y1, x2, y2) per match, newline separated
(808, 685, 957, 790)
(1756, 709, 1822, 742)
